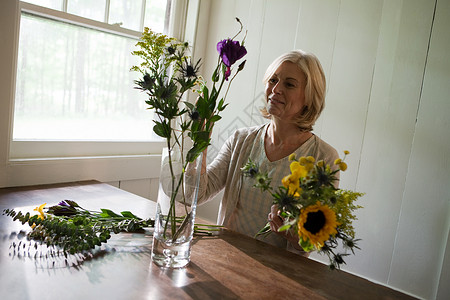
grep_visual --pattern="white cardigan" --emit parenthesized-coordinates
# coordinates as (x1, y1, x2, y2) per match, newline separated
(197, 123, 339, 229)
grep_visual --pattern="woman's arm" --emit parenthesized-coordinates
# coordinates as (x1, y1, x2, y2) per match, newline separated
(195, 134, 235, 205)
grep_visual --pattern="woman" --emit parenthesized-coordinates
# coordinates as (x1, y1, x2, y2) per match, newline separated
(197, 50, 339, 254)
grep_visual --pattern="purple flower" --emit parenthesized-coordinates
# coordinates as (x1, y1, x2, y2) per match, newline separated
(217, 39, 247, 80)
(48, 200, 78, 216)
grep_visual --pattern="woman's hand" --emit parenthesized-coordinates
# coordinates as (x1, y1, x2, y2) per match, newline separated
(268, 204, 284, 233)
(267, 204, 309, 256)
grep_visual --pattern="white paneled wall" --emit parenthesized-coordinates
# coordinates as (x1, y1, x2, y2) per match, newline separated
(192, 0, 449, 299)
(388, 0, 450, 296)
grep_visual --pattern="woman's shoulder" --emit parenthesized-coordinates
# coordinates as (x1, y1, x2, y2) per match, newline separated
(231, 123, 267, 140)
(313, 135, 339, 160)
(314, 135, 337, 150)
(223, 123, 267, 151)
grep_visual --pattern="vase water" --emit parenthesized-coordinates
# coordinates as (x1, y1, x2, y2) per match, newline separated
(151, 147, 203, 268)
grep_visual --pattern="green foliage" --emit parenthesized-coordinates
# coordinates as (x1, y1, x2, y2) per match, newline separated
(332, 190, 364, 238)
(3, 201, 154, 256)
(241, 158, 272, 191)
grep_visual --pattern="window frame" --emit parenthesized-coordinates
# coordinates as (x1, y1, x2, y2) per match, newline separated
(1, 0, 197, 187)
(11, 1, 172, 159)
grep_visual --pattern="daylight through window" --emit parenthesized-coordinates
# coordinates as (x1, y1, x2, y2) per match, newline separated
(13, 0, 170, 142)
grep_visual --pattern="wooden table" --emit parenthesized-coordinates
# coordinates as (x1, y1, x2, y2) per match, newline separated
(0, 181, 416, 300)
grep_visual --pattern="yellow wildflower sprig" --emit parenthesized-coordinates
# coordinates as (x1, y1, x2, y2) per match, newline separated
(33, 203, 46, 220)
(334, 150, 350, 171)
(130, 27, 184, 75)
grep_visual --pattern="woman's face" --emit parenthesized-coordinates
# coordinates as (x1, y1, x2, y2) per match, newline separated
(265, 61, 306, 121)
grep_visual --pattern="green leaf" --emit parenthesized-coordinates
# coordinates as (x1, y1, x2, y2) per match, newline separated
(217, 98, 225, 110)
(209, 115, 222, 123)
(190, 121, 201, 132)
(183, 101, 194, 110)
(201, 85, 209, 101)
(65, 200, 80, 207)
(186, 142, 209, 162)
(255, 222, 271, 238)
(212, 66, 220, 82)
(299, 237, 314, 252)
(218, 102, 229, 112)
(192, 131, 210, 143)
(153, 122, 169, 138)
(196, 96, 209, 115)
(180, 120, 191, 131)
(237, 60, 246, 72)
(186, 150, 200, 163)
(121, 211, 140, 219)
(100, 209, 121, 218)
(278, 224, 291, 232)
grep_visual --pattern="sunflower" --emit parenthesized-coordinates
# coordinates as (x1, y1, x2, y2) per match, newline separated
(298, 202, 338, 249)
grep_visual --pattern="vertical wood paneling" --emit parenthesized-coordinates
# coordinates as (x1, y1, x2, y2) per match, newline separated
(307, 0, 387, 274)
(255, 0, 302, 71)
(294, 0, 341, 136)
(387, 0, 450, 298)
(355, 0, 436, 294)
(320, 0, 383, 189)
(346, 0, 407, 282)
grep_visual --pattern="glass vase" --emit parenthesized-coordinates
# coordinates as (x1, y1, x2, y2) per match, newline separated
(151, 147, 203, 268)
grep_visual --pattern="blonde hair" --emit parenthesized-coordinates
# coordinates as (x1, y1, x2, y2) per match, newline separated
(261, 50, 326, 131)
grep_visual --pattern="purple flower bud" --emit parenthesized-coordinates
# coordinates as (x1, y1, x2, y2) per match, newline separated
(217, 39, 247, 80)
(58, 200, 70, 207)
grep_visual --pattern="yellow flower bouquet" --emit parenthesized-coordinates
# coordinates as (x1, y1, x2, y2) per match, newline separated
(241, 151, 364, 269)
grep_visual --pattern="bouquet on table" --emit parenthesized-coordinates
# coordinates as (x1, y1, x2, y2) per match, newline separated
(3, 200, 154, 256)
(241, 151, 364, 269)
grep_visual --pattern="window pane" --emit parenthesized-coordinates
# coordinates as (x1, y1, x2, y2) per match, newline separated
(14, 13, 156, 141)
(144, 0, 168, 33)
(67, 0, 106, 22)
(109, 0, 143, 31)
(22, 0, 62, 10)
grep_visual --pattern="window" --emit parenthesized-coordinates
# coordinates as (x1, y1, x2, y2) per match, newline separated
(12, 1, 171, 158)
